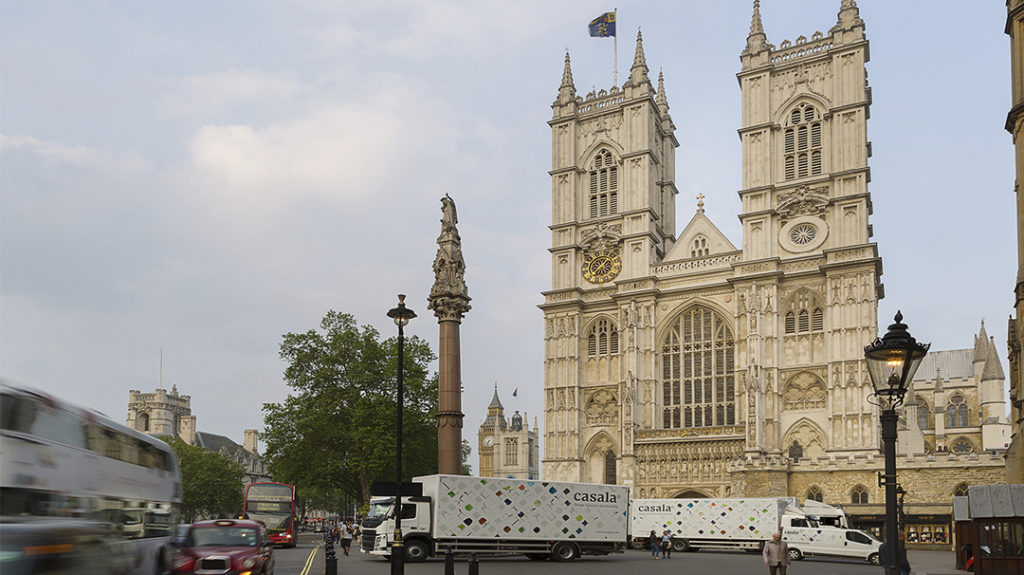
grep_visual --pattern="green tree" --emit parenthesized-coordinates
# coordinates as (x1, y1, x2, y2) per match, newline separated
(162, 435, 244, 522)
(461, 439, 473, 475)
(262, 310, 438, 509)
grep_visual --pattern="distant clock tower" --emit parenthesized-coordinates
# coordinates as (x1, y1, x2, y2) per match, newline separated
(477, 385, 540, 479)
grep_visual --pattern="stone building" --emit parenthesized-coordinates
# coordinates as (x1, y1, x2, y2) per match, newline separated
(1005, 0, 1024, 485)
(477, 385, 540, 479)
(127, 386, 270, 486)
(540, 0, 1008, 543)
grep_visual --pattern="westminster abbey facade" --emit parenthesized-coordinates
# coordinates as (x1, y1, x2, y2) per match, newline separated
(540, 1, 1009, 541)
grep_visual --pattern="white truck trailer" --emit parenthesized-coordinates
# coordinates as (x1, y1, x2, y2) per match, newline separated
(363, 474, 629, 562)
(629, 497, 880, 563)
(629, 497, 801, 551)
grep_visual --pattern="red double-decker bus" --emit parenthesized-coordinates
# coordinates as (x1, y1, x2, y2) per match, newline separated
(243, 482, 296, 547)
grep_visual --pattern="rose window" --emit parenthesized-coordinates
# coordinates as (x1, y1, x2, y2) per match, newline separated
(790, 223, 817, 245)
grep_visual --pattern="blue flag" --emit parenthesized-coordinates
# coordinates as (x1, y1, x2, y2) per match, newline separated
(513, 388, 518, 397)
(588, 12, 616, 38)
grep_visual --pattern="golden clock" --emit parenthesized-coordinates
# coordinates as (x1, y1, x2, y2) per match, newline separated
(581, 249, 622, 284)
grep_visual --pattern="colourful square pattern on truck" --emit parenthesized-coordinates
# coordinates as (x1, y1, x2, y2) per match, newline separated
(431, 475, 628, 541)
(630, 498, 786, 540)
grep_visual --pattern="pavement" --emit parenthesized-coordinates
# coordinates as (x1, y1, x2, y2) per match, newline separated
(907, 549, 963, 575)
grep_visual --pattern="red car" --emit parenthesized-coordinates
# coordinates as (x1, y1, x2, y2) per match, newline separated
(173, 519, 275, 575)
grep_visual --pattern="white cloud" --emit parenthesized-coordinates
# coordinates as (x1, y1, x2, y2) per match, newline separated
(160, 69, 307, 117)
(0, 133, 147, 174)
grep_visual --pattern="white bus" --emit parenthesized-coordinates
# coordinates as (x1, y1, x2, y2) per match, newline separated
(0, 379, 182, 574)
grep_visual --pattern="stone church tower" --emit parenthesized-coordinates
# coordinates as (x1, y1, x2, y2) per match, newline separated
(127, 385, 197, 445)
(478, 385, 540, 479)
(541, 1, 1007, 538)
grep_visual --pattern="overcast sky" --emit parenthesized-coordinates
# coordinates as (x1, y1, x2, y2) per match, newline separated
(1, 1, 1015, 469)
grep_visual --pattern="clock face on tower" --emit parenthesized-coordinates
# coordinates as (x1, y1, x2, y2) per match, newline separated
(483, 435, 495, 447)
(582, 249, 622, 284)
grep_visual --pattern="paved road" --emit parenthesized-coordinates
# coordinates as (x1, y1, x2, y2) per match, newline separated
(274, 535, 960, 575)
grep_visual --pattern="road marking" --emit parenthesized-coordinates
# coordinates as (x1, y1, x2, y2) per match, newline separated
(299, 543, 320, 575)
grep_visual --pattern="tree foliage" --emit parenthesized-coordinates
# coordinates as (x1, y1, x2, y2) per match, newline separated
(162, 435, 244, 522)
(262, 310, 438, 509)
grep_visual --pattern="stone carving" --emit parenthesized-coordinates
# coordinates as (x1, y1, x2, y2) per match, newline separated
(777, 185, 830, 222)
(580, 222, 622, 251)
(428, 194, 472, 322)
(783, 372, 827, 409)
(586, 389, 619, 424)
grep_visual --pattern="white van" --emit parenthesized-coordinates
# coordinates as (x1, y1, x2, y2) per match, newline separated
(782, 526, 881, 564)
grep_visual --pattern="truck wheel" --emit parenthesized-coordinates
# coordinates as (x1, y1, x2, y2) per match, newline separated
(868, 552, 880, 565)
(404, 540, 430, 563)
(672, 539, 689, 552)
(550, 542, 578, 562)
(788, 548, 803, 561)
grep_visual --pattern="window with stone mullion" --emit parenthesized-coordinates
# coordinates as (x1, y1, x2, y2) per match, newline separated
(662, 307, 735, 429)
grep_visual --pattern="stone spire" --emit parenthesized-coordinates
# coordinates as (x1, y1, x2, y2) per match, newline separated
(744, 0, 768, 54)
(656, 69, 669, 112)
(974, 319, 990, 362)
(428, 194, 471, 322)
(625, 29, 651, 93)
(832, 0, 864, 32)
(983, 337, 1007, 381)
(487, 383, 503, 410)
(557, 51, 576, 105)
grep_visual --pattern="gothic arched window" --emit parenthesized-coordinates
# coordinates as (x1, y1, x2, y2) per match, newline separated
(604, 451, 617, 484)
(587, 319, 619, 357)
(788, 441, 804, 460)
(953, 483, 970, 497)
(784, 104, 823, 180)
(589, 149, 619, 218)
(946, 396, 969, 428)
(784, 291, 824, 335)
(504, 438, 518, 466)
(661, 307, 735, 429)
(851, 485, 869, 504)
(691, 235, 710, 258)
(137, 413, 150, 432)
(807, 486, 824, 502)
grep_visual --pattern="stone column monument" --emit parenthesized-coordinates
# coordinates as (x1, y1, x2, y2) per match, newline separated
(427, 194, 471, 474)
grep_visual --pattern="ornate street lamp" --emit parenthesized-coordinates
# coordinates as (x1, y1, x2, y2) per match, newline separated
(387, 294, 416, 575)
(864, 311, 929, 575)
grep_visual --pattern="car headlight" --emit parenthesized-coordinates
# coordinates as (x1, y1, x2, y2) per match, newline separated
(242, 556, 258, 568)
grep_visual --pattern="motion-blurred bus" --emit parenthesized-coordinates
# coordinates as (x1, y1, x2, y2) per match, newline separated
(0, 379, 181, 574)
(242, 482, 296, 547)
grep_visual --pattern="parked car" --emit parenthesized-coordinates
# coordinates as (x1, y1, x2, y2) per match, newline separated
(172, 519, 274, 575)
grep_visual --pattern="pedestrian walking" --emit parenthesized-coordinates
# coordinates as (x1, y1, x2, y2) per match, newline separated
(879, 531, 911, 575)
(762, 532, 791, 575)
(661, 530, 673, 559)
(649, 530, 661, 559)
(340, 519, 354, 556)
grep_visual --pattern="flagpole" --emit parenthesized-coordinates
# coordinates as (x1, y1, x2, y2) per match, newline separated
(613, 9, 618, 86)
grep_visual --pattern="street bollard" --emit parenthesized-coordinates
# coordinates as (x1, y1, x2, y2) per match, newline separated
(324, 530, 337, 575)
(468, 552, 479, 575)
(444, 548, 454, 575)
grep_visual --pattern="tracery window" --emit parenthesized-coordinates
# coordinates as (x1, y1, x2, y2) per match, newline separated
(604, 451, 617, 484)
(661, 307, 735, 429)
(915, 395, 932, 429)
(946, 396, 969, 428)
(951, 438, 974, 454)
(589, 149, 618, 218)
(586, 319, 619, 357)
(784, 104, 823, 180)
(691, 235, 709, 258)
(851, 485, 869, 504)
(504, 438, 518, 466)
(784, 291, 824, 335)
(953, 483, 970, 497)
(807, 486, 824, 502)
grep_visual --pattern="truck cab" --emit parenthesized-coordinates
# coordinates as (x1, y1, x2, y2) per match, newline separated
(364, 496, 434, 562)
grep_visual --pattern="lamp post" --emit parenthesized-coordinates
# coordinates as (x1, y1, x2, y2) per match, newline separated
(864, 311, 929, 575)
(387, 294, 416, 575)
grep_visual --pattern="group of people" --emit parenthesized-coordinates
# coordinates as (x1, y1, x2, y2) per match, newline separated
(648, 529, 675, 559)
(327, 519, 359, 556)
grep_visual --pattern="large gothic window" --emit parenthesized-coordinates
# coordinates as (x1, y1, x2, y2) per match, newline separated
(504, 438, 518, 466)
(784, 104, 823, 180)
(604, 451, 617, 484)
(588, 149, 619, 218)
(946, 395, 969, 428)
(586, 319, 619, 357)
(661, 307, 735, 429)
(137, 413, 150, 432)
